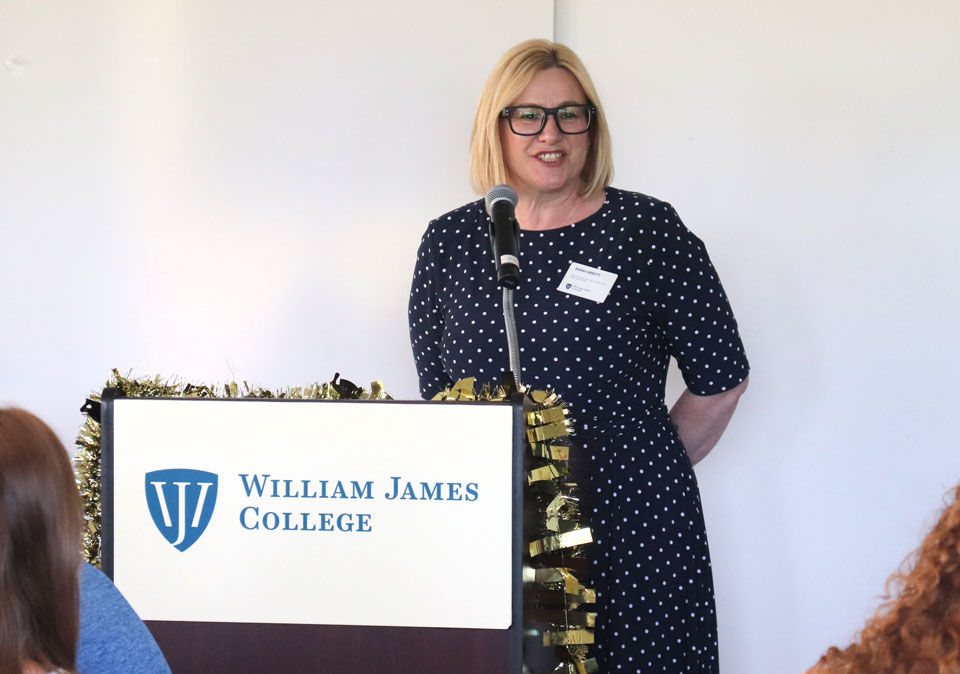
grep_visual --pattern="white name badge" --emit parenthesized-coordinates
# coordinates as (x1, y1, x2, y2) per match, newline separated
(557, 262, 618, 303)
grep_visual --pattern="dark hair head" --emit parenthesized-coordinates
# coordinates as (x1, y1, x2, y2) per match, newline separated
(0, 408, 82, 673)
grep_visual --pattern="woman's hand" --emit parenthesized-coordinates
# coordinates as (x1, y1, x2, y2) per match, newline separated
(670, 376, 749, 465)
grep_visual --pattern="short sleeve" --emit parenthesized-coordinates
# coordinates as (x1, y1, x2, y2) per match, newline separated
(649, 205, 749, 395)
(408, 225, 454, 399)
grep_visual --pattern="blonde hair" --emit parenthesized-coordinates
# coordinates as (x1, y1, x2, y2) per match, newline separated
(469, 39, 613, 199)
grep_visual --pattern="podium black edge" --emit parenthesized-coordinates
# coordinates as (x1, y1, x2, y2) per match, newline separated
(99, 388, 120, 580)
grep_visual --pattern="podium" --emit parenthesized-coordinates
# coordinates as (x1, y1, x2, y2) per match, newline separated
(99, 392, 527, 673)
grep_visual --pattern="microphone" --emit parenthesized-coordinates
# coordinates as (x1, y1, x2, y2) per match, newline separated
(484, 184, 520, 289)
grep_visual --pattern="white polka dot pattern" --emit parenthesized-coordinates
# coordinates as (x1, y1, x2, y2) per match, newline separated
(408, 188, 749, 672)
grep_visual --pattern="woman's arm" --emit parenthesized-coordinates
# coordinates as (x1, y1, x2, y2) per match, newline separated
(670, 376, 749, 465)
(408, 227, 454, 398)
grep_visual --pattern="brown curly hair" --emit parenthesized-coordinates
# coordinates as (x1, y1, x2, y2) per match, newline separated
(809, 483, 960, 674)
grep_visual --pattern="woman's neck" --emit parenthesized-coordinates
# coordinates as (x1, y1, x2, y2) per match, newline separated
(515, 185, 605, 231)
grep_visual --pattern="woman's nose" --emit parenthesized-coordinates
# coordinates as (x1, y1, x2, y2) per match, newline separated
(538, 113, 562, 141)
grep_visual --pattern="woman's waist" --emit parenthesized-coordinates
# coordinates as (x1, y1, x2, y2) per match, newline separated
(572, 404, 674, 436)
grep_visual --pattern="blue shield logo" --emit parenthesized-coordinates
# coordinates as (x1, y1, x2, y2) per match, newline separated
(145, 469, 218, 552)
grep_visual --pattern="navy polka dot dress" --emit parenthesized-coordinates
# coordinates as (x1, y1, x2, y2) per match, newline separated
(408, 188, 749, 673)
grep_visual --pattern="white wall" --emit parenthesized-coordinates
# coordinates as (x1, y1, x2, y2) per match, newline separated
(2, 2, 959, 672)
(0, 0, 552, 444)
(558, 1, 960, 671)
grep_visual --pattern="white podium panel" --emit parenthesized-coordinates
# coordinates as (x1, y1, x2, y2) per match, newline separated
(108, 398, 514, 629)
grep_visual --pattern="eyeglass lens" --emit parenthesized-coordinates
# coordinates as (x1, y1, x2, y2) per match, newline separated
(505, 105, 591, 135)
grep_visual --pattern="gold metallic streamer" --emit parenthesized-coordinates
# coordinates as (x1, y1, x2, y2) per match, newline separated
(526, 420, 572, 443)
(577, 588, 597, 604)
(545, 495, 565, 518)
(74, 416, 101, 564)
(550, 659, 599, 674)
(529, 390, 561, 407)
(531, 443, 570, 461)
(530, 528, 594, 557)
(546, 515, 585, 534)
(526, 406, 567, 426)
(543, 629, 595, 646)
(532, 609, 596, 628)
(368, 380, 392, 400)
(527, 464, 568, 484)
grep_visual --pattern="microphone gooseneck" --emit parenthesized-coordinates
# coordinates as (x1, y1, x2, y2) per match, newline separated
(502, 286, 522, 389)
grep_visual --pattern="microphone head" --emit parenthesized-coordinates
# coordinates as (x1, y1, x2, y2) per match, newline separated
(484, 184, 518, 214)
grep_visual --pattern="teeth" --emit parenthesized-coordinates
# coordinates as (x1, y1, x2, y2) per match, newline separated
(538, 152, 562, 162)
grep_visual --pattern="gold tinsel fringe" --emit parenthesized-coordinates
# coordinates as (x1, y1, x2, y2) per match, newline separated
(431, 378, 597, 674)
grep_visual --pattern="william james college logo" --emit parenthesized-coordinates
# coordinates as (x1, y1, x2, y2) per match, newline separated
(145, 469, 218, 552)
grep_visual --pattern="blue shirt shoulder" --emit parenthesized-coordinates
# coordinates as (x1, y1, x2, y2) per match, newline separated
(77, 563, 172, 674)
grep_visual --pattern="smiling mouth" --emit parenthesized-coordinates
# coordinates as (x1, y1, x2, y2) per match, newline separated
(536, 152, 563, 163)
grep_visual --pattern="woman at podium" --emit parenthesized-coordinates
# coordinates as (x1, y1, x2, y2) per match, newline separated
(409, 39, 749, 672)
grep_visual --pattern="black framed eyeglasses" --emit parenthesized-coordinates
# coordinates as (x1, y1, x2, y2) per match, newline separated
(500, 104, 596, 136)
